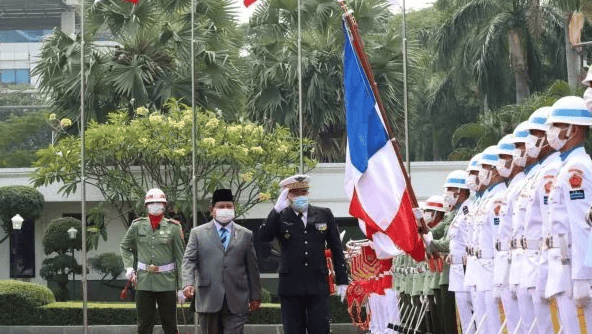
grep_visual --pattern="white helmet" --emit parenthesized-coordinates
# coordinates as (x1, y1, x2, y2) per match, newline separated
(525, 106, 552, 132)
(467, 153, 483, 172)
(145, 188, 167, 204)
(480, 145, 499, 167)
(424, 195, 447, 212)
(509, 121, 529, 144)
(546, 96, 592, 126)
(443, 170, 469, 189)
(496, 134, 515, 156)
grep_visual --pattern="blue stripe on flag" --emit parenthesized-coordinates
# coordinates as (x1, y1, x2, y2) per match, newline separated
(343, 26, 389, 174)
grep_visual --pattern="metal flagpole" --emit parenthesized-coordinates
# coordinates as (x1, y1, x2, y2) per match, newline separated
(191, 1, 198, 333)
(298, 0, 303, 174)
(79, 0, 88, 332)
(402, 0, 410, 174)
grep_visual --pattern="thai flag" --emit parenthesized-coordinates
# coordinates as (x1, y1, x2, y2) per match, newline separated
(343, 25, 425, 261)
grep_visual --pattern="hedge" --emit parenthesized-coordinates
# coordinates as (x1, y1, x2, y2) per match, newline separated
(0, 296, 351, 326)
(0, 280, 56, 325)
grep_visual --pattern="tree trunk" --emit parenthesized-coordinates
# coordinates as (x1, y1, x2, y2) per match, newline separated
(508, 29, 530, 103)
(565, 12, 582, 87)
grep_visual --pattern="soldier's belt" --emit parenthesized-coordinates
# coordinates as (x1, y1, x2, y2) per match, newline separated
(520, 238, 542, 250)
(544, 234, 571, 265)
(495, 240, 510, 251)
(137, 261, 175, 273)
(510, 238, 520, 250)
(465, 246, 474, 256)
(449, 255, 464, 265)
(475, 249, 493, 259)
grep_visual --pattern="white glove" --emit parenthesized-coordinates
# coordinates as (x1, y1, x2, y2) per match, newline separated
(412, 208, 423, 221)
(177, 289, 186, 304)
(274, 189, 290, 213)
(422, 231, 433, 245)
(492, 285, 502, 301)
(573, 279, 592, 307)
(336, 285, 348, 303)
(125, 267, 137, 285)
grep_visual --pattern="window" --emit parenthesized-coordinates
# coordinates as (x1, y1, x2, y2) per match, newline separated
(0, 69, 30, 84)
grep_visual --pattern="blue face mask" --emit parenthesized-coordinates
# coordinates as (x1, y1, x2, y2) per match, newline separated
(291, 196, 309, 213)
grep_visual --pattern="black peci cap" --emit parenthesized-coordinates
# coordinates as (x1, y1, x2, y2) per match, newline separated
(212, 189, 234, 205)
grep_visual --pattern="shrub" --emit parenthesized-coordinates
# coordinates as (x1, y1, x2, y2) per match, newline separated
(260, 288, 272, 303)
(0, 185, 44, 235)
(0, 280, 55, 325)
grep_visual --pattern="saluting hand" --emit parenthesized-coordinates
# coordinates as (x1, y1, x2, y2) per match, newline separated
(249, 300, 261, 312)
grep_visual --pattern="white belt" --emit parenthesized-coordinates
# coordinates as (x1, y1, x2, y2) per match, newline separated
(521, 238, 542, 250)
(138, 261, 175, 273)
(495, 239, 510, 251)
(476, 249, 494, 259)
(449, 255, 464, 265)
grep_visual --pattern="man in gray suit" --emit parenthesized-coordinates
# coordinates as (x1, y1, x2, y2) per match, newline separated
(182, 189, 262, 334)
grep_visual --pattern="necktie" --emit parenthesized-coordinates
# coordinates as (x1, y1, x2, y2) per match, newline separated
(220, 227, 228, 250)
(298, 212, 305, 227)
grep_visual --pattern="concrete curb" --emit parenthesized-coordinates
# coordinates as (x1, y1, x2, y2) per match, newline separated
(0, 323, 363, 334)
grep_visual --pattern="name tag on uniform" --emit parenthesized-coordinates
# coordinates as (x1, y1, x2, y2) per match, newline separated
(315, 223, 327, 231)
(570, 190, 585, 200)
(543, 196, 548, 205)
(493, 218, 500, 225)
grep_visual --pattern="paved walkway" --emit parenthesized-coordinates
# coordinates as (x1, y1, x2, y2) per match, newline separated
(0, 324, 363, 334)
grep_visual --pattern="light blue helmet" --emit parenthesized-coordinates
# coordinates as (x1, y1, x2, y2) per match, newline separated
(467, 153, 483, 172)
(480, 146, 500, 166)
(546, 96, 592, 126)
(444, 170, 469, 189)
(509, 121, 529, 144)
(525, 107, 552, 132)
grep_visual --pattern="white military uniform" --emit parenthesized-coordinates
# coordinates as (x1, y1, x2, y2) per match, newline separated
(546, 145, 592, 333)
(493, 172, 524, 334)
(476, 181, 506, 334)
(448, 197, 474, 334)
(523, 152, 560, 334)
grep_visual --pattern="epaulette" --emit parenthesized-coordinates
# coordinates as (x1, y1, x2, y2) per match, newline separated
(130, 217, 143, 225)
(168, 218, 181, 226)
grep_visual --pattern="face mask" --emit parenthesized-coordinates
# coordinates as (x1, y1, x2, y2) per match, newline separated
(584, 87, 592, 111)
(215, 208, 235, 224)
(513, 148, 527, 167)
(291, 196, 309, 213)
(466, 174, 478, 191)
(147, 202, 165, 216)
(444, 190, 458, 207)
(496, 157, 512, 178)
(547, 125, 571, 151)
(478, 167, 492, 186)
(525, 134, 544, 158)
(423, 211, 435, 225)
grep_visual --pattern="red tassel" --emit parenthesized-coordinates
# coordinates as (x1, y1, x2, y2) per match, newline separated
(244, 0, 257, 7)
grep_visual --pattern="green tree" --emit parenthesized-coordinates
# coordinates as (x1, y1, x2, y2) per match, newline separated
(33, 0, 243, 126)
(32, 100, 315, 228)
(40, 217, 82, 301)
(243, 0, 418, 162)
(0, 186, 44, 245)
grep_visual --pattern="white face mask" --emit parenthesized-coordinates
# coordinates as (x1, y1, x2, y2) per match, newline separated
(444, 190, 458, 207)
(478, 166, 492, 186)
(466, 174, 478, 191)
(584, 87, 592, 111)
(513, 147, 527, 167)
(215, 208, 235, 224)
(147, 202, 165, 216)
(423, 211, 435, 225)
(525, 134, 544, 158)
(496, 157, 513, 178)
(547, 125, 571, 151)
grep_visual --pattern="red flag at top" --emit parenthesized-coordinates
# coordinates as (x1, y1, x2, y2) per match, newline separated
(244, 0, 257, 7)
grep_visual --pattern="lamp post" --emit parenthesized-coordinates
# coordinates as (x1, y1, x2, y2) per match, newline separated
(67, 227, 78, 300)
(11, 214, 24, 230)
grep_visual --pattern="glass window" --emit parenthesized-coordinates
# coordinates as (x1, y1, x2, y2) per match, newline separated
(0, 69, 29, 84)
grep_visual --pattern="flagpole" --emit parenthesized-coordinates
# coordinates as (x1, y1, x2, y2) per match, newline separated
(339, 1, 427, 233)
(190, 0, 199, 333)
(298, 0, 303, 174)
(79, 0, 88, 332)
(402, 0, 410, 173)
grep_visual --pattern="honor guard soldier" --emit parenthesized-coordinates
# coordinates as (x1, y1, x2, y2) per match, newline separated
(259, 175, 348, 334)
(520, 107, 558, 334)
(545, 96, 592, 333)
(120, 188, 185, 334)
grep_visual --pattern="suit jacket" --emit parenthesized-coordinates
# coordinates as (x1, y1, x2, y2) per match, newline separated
(259, 205, 348, 296)
(182, 220, 261, 314)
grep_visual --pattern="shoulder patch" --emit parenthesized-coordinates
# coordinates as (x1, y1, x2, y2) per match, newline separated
(569, 172, 583, 189)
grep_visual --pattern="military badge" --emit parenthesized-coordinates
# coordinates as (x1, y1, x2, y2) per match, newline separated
(569, 173, 583, 188)
(315, 223, 327, 231)
(284, 230, 291, 239)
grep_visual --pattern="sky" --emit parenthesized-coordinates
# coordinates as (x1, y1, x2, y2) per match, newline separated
(233, 0, 435, 23)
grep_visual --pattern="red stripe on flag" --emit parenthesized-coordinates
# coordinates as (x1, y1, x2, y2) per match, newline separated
(244, 0, 257, 7)
(349, 188, 425, 261)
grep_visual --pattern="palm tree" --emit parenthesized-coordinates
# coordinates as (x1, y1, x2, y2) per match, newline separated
(433, 0, 564, 106)
(242, 0, 418, 162)
(33, 0, 242, 124)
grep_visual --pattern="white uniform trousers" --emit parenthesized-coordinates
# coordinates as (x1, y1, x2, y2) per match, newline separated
(385, 289, 399, 333)
(471, 286, 486, 334)
(501, 288, 520, 334)
(529, 288, 553, 334)
(475, 290, 501, 334)
(516, 286, 535, 334)
(555, 292, 580, 334)
(456, 291, 475, 334)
